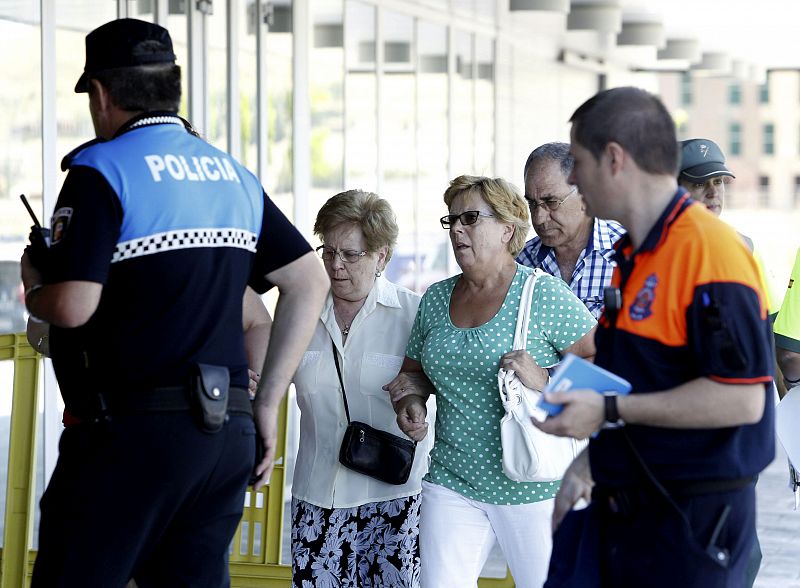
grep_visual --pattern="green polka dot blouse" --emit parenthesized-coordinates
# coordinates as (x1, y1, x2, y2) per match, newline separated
(406, 264, 596, 505)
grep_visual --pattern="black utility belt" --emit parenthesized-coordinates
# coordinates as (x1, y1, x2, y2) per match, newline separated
(106, 386, 252, 417)
(595, 475, 756, 516)
(661, 475, 756, 497)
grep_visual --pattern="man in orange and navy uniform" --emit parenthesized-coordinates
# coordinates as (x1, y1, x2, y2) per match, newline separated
(537, 87, 775, 588)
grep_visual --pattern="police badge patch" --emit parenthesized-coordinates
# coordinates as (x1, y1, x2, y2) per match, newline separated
(50, 207, 73, 245)
(629, 273, 658, 321)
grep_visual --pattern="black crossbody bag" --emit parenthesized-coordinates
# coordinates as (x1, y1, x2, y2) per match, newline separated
(331, 338, 416, 485)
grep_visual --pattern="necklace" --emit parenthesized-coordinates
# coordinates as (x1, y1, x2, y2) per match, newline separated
(342, 323, 350, 336)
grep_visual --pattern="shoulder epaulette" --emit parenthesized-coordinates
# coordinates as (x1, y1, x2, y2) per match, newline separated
(61, 138, 106, 171)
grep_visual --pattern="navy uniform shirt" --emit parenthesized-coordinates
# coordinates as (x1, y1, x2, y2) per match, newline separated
(45, 113, 311, 416)
(591, 190, 775, 486)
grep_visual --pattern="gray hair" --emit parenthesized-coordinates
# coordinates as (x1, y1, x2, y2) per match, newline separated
(523, 142, 574, 182)
(313, 189, 398, 263)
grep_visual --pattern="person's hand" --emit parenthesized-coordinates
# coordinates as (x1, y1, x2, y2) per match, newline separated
(24, 226, 50, 279)
(247, 369, 260, 399)
(395, 395, 429, 441)
(531, 389, 604, 440)
(500, 350, 548, 390)
(251, 400, 280, 490)
(552, 449, 593, 531)
(20, 251, 44, 292)
(383, 371, 432, 407)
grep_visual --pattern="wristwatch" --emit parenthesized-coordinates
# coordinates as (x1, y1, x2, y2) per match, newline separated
(603, 391, 625, 429)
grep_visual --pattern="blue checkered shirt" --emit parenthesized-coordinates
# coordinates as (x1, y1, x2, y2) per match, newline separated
(516, 218, 626, 320)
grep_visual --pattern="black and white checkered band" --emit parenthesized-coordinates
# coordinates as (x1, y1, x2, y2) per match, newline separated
(128, 115, 184, 130)
(112, 228, 258, 263)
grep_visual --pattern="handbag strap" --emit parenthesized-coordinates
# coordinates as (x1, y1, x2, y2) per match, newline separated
(331, 338, 352, 424)
(513, 270, 539, 351)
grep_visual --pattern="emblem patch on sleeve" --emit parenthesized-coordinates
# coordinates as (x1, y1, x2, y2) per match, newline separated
(50, 207, 73, 245)
(629, 273, 658, 321)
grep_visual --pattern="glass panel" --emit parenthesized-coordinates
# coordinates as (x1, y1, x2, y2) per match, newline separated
(345, 1, 377, 191)
(266, 0, 295, 217)
(680, 72, 692, 106)
(129, 0, 154, 20)
(452, 31, 474, 174)
(33, 378, 45, 549)
(728, 82, 741, 105)
(0, 360, 12, 544)
(392, 19, 450, 294)
(53, 2, 120, 202)
(207, 3, 229, 152)
(311, 0, 344, 214)
(474, 0, 496, 21)
(167, 3, 190, 119)
(240, 1, 259, 170)
(451, 0, 475, 19)
(729, 122, 741, 156)
(380, 9, 416, 289)
(0, 6, 41, 278)
(763, 123, 775, 155)
(474, 35, 494, 175)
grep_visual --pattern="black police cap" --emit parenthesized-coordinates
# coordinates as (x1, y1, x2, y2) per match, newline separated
(75, 18, 176, 93)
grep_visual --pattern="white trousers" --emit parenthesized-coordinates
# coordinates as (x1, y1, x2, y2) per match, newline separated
(419, 480, 553, 588)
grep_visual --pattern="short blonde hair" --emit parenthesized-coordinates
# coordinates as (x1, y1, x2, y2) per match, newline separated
(313, 190, 399, 262)
(443, 175, 530, 257)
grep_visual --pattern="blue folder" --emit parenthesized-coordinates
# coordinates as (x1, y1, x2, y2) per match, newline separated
(538, 353, 632, 416)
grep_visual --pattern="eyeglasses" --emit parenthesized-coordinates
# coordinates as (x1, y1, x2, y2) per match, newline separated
(440, 210, 495, 229)
(316, 245, 368, 263)
(526, 186, 577, 212)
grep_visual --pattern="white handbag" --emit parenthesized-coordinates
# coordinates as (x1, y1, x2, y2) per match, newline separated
(498, 269, 587, 483)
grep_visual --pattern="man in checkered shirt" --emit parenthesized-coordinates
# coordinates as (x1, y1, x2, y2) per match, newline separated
(516, 142, 624, 319)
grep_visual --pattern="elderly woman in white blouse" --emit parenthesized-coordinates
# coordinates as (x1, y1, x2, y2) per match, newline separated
(290, 190, 435, 588)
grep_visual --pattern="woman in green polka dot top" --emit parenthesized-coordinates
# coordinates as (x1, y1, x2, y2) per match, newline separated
(385, 175, 597, 587)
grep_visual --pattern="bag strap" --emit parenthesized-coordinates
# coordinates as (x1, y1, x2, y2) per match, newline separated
(513, 270, 539, 351)
(621, 429, 691, 528)
(331, 338, 352, 423)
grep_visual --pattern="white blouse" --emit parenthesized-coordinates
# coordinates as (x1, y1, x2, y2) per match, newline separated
(291, 276, 435, 508)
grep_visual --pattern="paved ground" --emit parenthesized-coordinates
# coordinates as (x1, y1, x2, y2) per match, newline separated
(754, 443, 800, 588)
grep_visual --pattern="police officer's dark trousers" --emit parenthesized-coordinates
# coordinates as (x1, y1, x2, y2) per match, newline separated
(546, 482, 757, 588)
(32, 410, 255, 587)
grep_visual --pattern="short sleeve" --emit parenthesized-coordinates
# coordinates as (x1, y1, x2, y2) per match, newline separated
(46, 166, 122, 285)
(405, 293, 429, 361)
(533, 274, 596, 353)
(249, 192, 313, 293)
(688, 282, 773, 382)
(774, 249, 800, 352)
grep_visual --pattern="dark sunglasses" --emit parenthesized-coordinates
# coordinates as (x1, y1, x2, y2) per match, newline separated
(440, 210, 495, 229)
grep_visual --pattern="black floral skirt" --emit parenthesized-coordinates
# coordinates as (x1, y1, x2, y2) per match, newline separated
(291, 494, 421, 587)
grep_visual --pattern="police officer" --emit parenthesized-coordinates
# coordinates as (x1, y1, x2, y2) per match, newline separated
(20, 19, 328, 587)
(536, 87, 775, 588)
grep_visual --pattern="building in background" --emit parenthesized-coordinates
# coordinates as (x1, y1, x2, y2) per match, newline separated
(660, 69, 800, 212)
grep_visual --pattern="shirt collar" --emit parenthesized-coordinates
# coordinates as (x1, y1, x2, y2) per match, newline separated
(113, 111, 192, 138)
(613, 187, 692, 262)
(534, 217, 618, 263)
(321, 275, 401, 326)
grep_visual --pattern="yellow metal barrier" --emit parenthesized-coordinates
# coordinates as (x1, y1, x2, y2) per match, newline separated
(0, 333, 40, 588)
(0, 332, 515, 587)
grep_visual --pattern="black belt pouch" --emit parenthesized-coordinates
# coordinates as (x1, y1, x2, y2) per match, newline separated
(192, 363, 230, 433)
